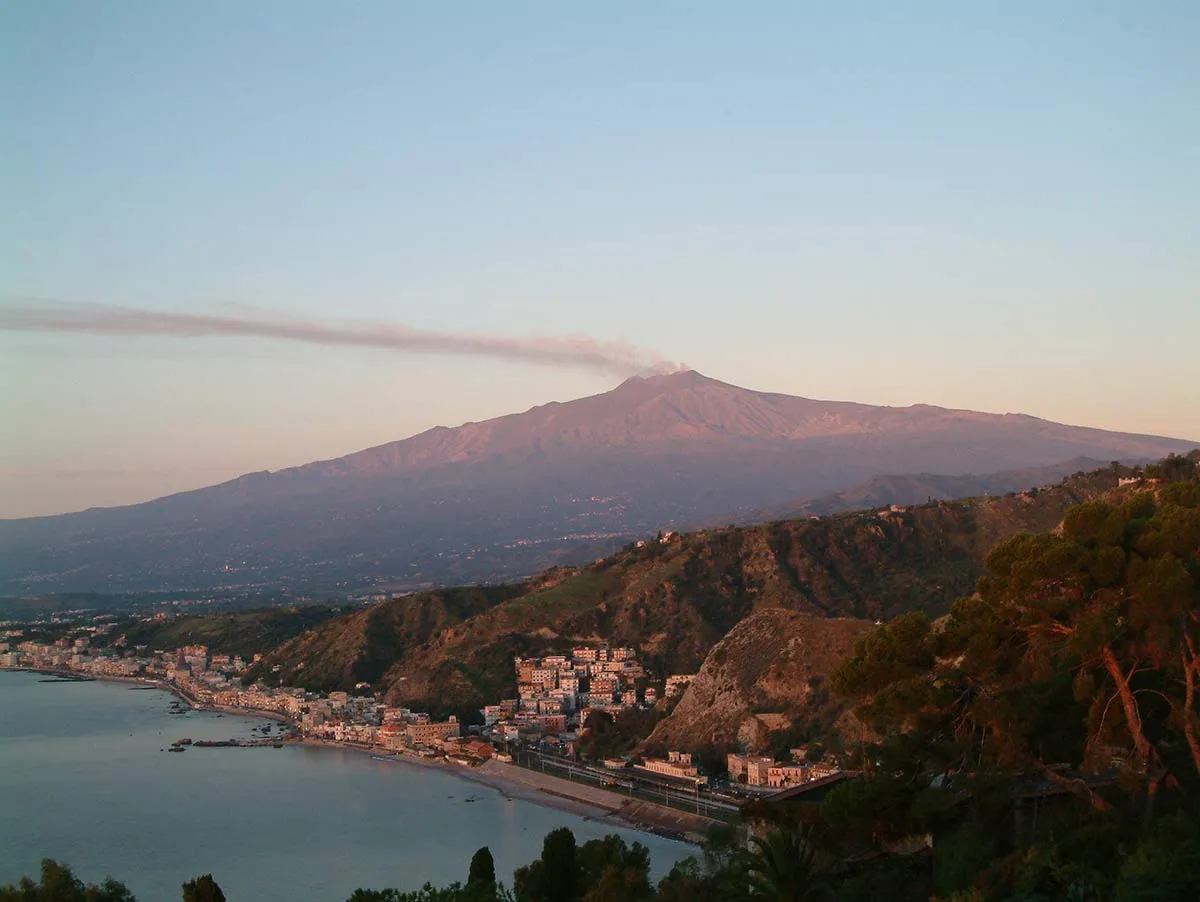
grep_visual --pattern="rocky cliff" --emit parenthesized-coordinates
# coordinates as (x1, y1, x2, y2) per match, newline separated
(641, 608, 874, 752)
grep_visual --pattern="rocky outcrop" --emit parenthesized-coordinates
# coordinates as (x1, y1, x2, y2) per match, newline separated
(642, 608, 874, 751)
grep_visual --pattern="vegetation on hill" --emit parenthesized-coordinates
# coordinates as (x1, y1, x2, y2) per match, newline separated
(118, 606, 349, 659)
(797, 452, 1200, 901)
(0, 589, 315, 622)
(748, 455, 1116, 521)
(833, 460, 1200, 792)
(249, 462, 1131, 719)
(244, 584, 528, 695)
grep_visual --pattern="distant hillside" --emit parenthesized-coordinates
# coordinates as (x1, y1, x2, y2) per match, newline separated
(248, 461, 1129, 719)
(2, 371, 1194, 595)
(0, 589, 332, 621)
(119, 606, 349, 660)
(746, 456, 1117, 521)
(248, 584, 526, 690)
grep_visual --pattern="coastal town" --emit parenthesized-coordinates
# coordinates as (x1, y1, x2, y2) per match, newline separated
(1, 621, 846, 822)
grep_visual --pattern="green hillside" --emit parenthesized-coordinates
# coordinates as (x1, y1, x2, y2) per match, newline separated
(248, 461, 1136, 717)
(121, 606, 350, 659)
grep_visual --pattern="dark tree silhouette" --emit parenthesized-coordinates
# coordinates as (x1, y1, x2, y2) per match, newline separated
(514, 827, 578, 902)
(467, 846, 496, 896)
(181, 875, 225, 902)
(0, 860, 134, 902)
(724, 827, 830, 902)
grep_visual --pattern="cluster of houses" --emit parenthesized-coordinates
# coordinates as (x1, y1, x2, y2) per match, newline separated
(3, 633, 479, 756)
(727, 751, 841, 788)
(470, 646, 660, 754)
(0, 634, 250, 685)
(518, 646, 646, 710)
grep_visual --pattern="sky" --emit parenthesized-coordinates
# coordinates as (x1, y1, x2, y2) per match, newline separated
(2, 1, 1198, 518)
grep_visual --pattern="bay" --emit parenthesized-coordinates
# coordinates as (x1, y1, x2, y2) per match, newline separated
(0, 670, 693, 901)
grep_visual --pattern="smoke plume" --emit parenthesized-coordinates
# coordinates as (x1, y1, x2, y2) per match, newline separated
(0, 299, 682, 377)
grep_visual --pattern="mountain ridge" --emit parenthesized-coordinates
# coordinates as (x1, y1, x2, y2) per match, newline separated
(1, 371, 1194, 595)
(12, 371, 1194, 521)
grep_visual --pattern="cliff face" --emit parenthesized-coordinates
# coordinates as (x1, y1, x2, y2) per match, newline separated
(641, 608, 874, 752)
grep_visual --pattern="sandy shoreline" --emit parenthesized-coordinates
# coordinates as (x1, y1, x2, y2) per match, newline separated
(299, 740, 710, 843)
(299, 739, 619, 823)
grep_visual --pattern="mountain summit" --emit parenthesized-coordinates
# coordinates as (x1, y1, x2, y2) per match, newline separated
(253, 369, 1181, 477)
(1, 372, 1194, 594)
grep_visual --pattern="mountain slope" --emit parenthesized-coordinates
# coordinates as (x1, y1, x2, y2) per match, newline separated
(248, 462, 1131, 718)
(747, 456, 1117, 521)
(2, 372, 1194, 594)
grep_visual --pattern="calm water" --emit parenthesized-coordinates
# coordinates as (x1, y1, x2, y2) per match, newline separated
(0, 671, 691, 901)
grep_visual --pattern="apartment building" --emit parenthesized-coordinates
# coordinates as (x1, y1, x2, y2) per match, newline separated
(405, 717, 461, 746)
(727, 753, 775, 786)
(636, 750, 708, 785)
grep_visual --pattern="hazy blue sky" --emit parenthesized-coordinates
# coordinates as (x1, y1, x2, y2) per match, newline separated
(3, 1, 1198, 516)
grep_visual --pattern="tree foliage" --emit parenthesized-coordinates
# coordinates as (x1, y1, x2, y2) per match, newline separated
(835, 481, 1200, 794)
(722, 826, 831, 902)
(824, 460, 1200, 900)
(467, 847, 496, 896)
(181, 875, 225, 902)
(0, 861, 135, 902)
(577, 708, 666, 761)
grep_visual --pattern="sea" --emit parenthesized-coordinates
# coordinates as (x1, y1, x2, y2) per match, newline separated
(0, 670, 693, 901)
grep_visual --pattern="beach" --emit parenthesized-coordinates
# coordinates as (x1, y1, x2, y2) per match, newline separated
(300, 738, 718, 843)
